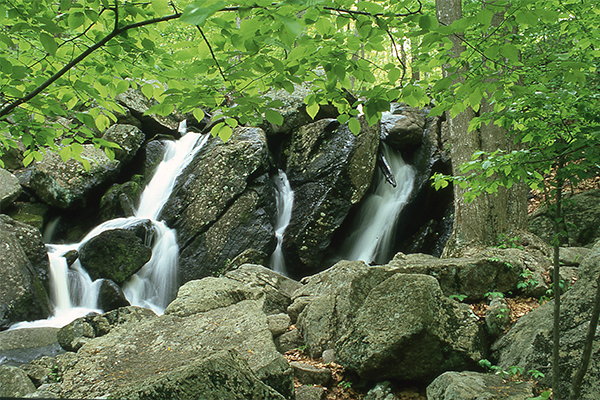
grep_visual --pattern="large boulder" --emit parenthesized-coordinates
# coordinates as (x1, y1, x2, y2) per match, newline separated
(0, 365, 36, 398)
(78, 228, 152, 285)
(29, 145, 120, 209)
(380, 104, 426, 150)
(101, 124, 145, 164)
(283, 116, 379, 277)
(115, 88, 179, 136)
(162, 127, 275, 281)
(387, 248, 543, 301)
(529, 189, 600, 247)
(99, 176, 144, 221)
(426, 371, 534, 400)
(0, 327, 60, 366)
(57, 298, 293, 399)
(293, 260, 486, 382)
(492, 241, 600, 399)
(0, 167, 21, 210)
(0, 217, 52, 330)
(0, 215, 50, 290)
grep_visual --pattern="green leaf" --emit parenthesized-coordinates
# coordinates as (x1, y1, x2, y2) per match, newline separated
(419, 15, 432, 30)
(59, 146, 72, 162)
(68, 12, 85, 30)
(193, 108, 205, 122)
(141, 83, 154, 99)
(265, 109, 284, 126)
(151, 0, 169, 15)
(40, 32, 58, 56)
(181, 1, 227, 26)
(348, 118, 361, 135)
(306, 103, 320, 120)
(499, 43, 519, 63)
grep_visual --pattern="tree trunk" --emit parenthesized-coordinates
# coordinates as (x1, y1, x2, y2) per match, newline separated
(436, 0, 527, 256)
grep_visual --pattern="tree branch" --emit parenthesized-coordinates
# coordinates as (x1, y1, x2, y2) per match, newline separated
(0, 12, 182, 119)
(196, 26, 227, 82)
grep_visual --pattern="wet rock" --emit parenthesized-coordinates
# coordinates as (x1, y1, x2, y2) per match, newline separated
(426, 371, 534, 400)
(0, 328, 61, 366)
(0, 215, 50, 291)
(79, 228, 152, 285)
(115, 88, 179, 136)
(0, 167, 22, 210)
(101, 124, 145, 164)
(29, 145, 120, 209)
(380, 104, 426, 150)
(0, 365, 36, 397)
(530, 189, 600, 247)
(161, 127, 274, 281)
(97, 279, 130, 311)
(4, 202, 49, 231)
(99, 177, 143, 221)
(283, 116, 379, 277)
(0, 219, 52, 330)
(177, 181, 277, 281)
(142, 135, 174, 183)
(492, 241, 600, 399)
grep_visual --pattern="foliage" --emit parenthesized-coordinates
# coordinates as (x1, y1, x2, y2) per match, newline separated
(449, 293, 467, 301)
(0, 0, 434, 166)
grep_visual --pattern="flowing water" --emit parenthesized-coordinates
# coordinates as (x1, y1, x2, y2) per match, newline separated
(10, 125, 209, 329)
(340, 143, 416, 264)
(269, 170, 294, 275)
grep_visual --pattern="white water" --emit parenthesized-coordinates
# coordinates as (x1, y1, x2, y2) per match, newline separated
(269, 170, 294, 275)
(340, 144, 415, 264)
(10, 125, 209, 329)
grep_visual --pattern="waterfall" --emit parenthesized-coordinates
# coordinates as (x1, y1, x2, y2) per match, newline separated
(10, 125, 209, 329)
(269, 170, 294, 275)
(340, 143, 415, 264)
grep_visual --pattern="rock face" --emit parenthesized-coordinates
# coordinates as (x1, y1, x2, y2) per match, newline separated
(56, 296, 293, 398)
(0, 365, 36, 398)
(283, 116, 379, 276)
(380, 104, 426, 150)
(115, 88, 179, 135)
(0, 167, 21, 210)
(0, 215, 50, 290)
(99, 177, 143, 221)
(492, 241, 600, 399)
(29, 145, 120, 209)
(162, 127, 275, 281)
(79, 228, 152, 285)
(101, 123, 145, 164)
(426, 371, 534, 400)
(293, 260, 486, 381)
(0, 216, 51, 330)
(387, 249, 531, 301)
(530, 189, 600, 247)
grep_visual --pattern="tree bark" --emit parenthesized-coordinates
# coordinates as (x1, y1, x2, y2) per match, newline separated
(436, 0, 527, 256)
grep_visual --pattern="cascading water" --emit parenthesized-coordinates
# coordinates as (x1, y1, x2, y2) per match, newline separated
(10, 123, 209, 329)
(269, 170, 294, 275)
(340, 143, 416, 264)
